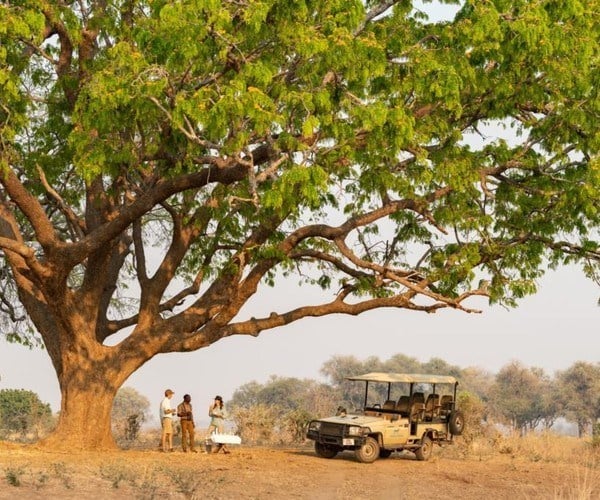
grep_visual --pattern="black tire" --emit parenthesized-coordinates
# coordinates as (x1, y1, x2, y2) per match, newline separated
(315, 442, 338, 459)
(379, 449, 393, 459)
(449, 410, 465, 436)
(414, 435, 433, 461)
(355, 436, 380, 463)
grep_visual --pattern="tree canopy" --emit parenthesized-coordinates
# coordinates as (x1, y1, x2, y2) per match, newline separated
(0, 0, 598, 449)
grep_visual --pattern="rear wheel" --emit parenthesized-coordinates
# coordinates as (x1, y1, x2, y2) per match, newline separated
(355, 437, 380, 463)
(415, 435, 433, 461)
(315, 442, 338, 459)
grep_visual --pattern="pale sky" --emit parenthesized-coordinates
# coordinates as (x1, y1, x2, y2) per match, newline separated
(0, 264, 598, 424)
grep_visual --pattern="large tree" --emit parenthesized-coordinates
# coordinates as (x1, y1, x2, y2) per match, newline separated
(556, 361, 600, 437)
(488, 361, 551, 434)
(0, 0, 598, 449)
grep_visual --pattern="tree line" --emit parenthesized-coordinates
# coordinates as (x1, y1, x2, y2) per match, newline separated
(2, 354, 599, 444)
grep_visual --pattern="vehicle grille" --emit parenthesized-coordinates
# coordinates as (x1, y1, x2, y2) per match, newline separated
(320, 423, 344, 437)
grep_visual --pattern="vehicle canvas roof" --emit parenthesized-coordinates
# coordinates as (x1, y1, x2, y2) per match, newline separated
(346, 372, 458, 385)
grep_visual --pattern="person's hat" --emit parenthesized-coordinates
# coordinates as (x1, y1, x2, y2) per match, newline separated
(214, 395, 222, 401)
(165, 389, 174, 396)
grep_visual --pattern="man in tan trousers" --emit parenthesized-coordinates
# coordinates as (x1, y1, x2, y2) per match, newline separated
(177, 394, 197, 452)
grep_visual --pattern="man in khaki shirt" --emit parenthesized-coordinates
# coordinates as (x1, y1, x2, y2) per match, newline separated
(177, 394, 197, 453)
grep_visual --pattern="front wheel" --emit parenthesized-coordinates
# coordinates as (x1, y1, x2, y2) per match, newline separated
(315, 442, 338, 459)
(355, 436, 380, 463)
(415, 435, 433, 461)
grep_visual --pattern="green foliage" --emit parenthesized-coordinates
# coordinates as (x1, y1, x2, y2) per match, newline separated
(556, 362, 600, 437)
(488, 361, 553, 434)
(456, 391, 488, 446)
(0, 389, 52, 437)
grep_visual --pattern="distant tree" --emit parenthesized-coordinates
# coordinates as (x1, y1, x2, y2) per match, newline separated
(459, 366, 495, 402)
(488, 361, 550, 434)
(320, 355, 379, 409)
(111, 387, 150, 442)
(420, 357, 463, 378)
(538, 378, 562, 430)
(556, 362, 600, 437)
(383, 354, 422, 374)
(0, 389, 52, 437)
(231, 376, 338, 415)
(230, 376, 338, 444)
(1, 0, 598, 450)
(320, 355, 379, 387)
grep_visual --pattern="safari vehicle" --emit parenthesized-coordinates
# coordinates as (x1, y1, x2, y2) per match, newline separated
(306, 372, 464, 463)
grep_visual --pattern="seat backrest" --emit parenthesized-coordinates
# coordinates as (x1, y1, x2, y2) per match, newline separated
(409, 392, 425, 421)
(425, 393, 440, 411)
(396, 396, 410, 416)
(383, 399, 396, 410)
(424, 394, 441, 420)
(440, 395, 454, 416)
(411, 392, 425, 405)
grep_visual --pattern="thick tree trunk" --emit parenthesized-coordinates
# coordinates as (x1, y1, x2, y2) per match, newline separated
(37, 344, 142, 451)
(40, 379, 118, 450)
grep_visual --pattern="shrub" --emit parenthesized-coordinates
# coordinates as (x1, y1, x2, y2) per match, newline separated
(111, 387, 150, 443)
(0, 389, 53, 439)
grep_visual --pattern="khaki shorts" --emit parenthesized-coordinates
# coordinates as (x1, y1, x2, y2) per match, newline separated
(162, 417, 173, 434)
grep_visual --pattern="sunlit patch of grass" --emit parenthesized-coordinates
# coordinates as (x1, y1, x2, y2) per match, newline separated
(553, 450, 599, 499)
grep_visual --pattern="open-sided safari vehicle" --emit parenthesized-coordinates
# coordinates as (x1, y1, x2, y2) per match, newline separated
(306, 372, 464, 463)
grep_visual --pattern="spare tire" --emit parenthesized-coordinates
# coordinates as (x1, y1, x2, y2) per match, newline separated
(449, 410, 464, 436)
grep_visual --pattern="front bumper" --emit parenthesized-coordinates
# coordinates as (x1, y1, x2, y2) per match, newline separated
(306, 421, 368, 448)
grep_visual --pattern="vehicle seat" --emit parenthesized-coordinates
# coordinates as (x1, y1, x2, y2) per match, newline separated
(439, 395, 454, 418)
(396, 396, 410, 417)
(381, 399, 396, 420)
(424, 394, 441, 421)
(383, 399, 396, 410)
(410, 392, 425, 421)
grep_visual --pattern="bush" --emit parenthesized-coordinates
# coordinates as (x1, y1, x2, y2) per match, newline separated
(0, 389, 53, 439)
(592, 421, 600, 448)
(111, 387, 150, 443)
(231, 404, 277, 445)
(451, 390, 499, 457)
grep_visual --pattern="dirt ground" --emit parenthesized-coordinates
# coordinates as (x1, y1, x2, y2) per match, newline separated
(0, 439, 597, 499)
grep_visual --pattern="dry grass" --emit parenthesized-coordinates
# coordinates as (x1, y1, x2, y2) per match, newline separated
(0, 431, 598, 499)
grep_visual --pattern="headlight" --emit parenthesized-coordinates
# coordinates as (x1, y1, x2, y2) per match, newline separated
(308, 421, 321, 431)
(347, 426, 363, 436)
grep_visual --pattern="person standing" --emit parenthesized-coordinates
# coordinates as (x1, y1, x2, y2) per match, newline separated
(160, 389, 176, 452)
(208, 395, 230, 454)
(177, 394, 197, 453)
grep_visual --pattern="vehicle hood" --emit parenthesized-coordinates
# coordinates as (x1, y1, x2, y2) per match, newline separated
(316, 414, 382, 426)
